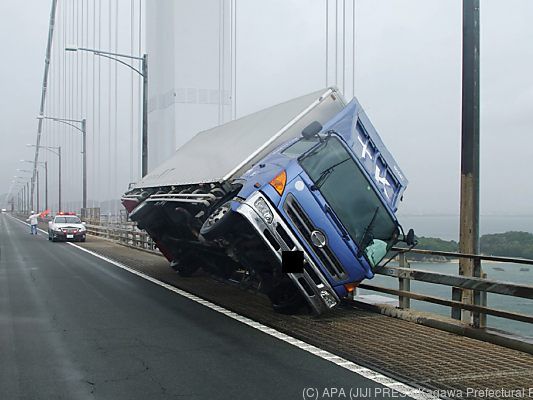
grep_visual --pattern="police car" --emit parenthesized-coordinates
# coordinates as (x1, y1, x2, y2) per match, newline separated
(48, 212, 87, 242)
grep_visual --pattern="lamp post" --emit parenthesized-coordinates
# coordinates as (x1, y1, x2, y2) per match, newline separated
(14, 176, 31, 213)
(17, 169, 38, 211)
(22, 160, 48, 210)
(37, 116, 86, 209)
(66, 46, 148, 177)
(27, 144, 61, 212)
(12, 179, 26, 213)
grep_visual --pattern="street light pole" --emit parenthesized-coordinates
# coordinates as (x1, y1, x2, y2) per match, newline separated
(81, 118, 87, 209)
(142, 54, 148, 176)
(37, 116, 85, 209)
(66, 46, 148, 176)
(44, 161, 48, 210)
(58, 146, 62, 212)
(27, 144, 61, 212)
(36, 169, 40, 212)
(22, 160, 49, 210)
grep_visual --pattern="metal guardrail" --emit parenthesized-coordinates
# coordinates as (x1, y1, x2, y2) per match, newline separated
(360, 248, 533, 329)
(85, 223, 160, 254)
(84, 221, 533, 330)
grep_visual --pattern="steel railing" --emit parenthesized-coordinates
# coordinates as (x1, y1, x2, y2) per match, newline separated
(85, 222, 160, 253)
(81, 220, 533, 331)
(358, 248, 533, 329)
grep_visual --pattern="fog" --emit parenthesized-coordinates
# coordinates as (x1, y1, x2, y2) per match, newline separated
(1, 0, 532, 217)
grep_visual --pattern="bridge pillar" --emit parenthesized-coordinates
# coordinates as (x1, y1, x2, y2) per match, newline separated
(455, 0, 483, 326)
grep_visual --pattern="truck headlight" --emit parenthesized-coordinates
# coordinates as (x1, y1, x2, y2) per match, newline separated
(320, 290, 337, 308)
(254, 197, 273, 224)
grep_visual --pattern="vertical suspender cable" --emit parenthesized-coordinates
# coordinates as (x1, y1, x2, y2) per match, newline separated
(325, 0, 328, 87)
(63, 0, 68, 209)
(139, 0, 143, 178)
(108, 0, 112, 215)
(233, 0, 237, 119)
(222, 0, 226, 123)
(130, 0, 134, 182)
(114, 0, 119, 216)
(63, 1, 67, 208)
(218, 1, 222, 125)
(352, 0, 356, 96)
(335, 0, 338, 88)
(341, 0, 345, 94)
(92, 0, 96, 207)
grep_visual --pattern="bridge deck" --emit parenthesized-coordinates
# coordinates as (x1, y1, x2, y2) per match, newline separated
(77, 235, 533, 399)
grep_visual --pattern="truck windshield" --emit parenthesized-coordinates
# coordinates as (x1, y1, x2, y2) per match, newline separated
(298, 136, 398, 265)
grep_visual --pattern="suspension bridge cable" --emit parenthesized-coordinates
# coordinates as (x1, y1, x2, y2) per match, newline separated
(31, 0, 58, 211)
(353, 0, 356, 96)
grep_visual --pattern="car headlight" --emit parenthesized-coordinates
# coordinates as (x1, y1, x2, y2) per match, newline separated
(254, 197, 273, 224)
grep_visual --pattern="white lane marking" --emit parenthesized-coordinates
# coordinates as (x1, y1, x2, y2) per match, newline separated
(9, 215, 439, 400)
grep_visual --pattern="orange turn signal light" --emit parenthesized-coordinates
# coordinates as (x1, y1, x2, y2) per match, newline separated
(269, 170, 287, 196)
(344, 282, 360, 293)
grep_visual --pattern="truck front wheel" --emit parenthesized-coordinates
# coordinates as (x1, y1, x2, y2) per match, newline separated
(268, 280, 306, 315)
(200, 201, 234, 240)
(170, 259, 200, 277)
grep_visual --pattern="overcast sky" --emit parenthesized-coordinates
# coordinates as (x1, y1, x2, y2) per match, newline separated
(0, 1, 49, 208)
(1, 0, 532, 216)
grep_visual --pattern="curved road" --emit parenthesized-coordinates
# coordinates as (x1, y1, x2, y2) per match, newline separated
(0, 214, 415, 399)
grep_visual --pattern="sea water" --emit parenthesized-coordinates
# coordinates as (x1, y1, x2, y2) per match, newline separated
(360, 215, 533, 339)
(359, 262, 532, 339)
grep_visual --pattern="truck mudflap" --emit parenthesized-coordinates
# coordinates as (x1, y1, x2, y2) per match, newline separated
(235, 192, 340, 314)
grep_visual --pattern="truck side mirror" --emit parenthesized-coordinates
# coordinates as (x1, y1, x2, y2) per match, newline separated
(405, 228, 417, 246)
(301, 121, 323, 139)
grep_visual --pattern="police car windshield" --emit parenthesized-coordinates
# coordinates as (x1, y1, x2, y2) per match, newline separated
(55, 216, 81, 224)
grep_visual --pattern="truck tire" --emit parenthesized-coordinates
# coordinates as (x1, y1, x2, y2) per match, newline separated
(170, 259, 200, 277)
(268, 281, 306, 315)
(200, 201, 234, 240)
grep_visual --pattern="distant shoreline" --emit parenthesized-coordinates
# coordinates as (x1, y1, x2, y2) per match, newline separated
(405, 232, 533, 262)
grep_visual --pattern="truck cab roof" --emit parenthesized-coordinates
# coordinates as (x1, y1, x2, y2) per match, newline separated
(320, 98, 408, 212)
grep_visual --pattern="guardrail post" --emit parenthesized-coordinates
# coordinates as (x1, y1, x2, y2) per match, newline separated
(451, 287, 462, 320)
(472, 258, 486, 328)
(398, 253, 411, 309)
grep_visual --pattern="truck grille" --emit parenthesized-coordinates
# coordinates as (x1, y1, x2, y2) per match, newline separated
(283, 194, 346, 281)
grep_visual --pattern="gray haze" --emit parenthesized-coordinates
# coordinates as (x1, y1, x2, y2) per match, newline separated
(1, 0, 532, 217)
(0, 1, 50, 208)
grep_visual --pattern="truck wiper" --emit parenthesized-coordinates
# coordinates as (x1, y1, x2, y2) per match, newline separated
(357, 206, 379, 256)
(310, 157, 351, 190)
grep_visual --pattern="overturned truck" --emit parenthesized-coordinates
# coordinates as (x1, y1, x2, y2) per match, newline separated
(122, 88, 415, 314)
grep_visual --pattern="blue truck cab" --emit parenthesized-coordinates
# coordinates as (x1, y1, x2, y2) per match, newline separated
(232, 98, 408, 314)
(123, 88, 411, 315)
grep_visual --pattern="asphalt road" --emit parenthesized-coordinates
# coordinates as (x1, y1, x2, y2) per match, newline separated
(0, 214, 413, 400)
